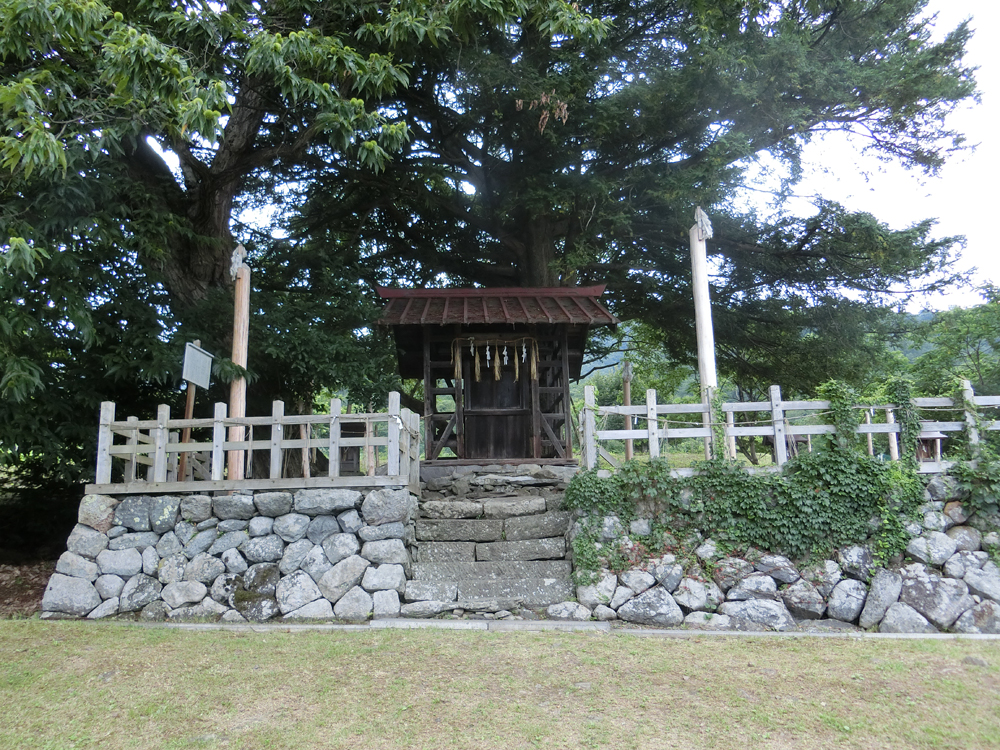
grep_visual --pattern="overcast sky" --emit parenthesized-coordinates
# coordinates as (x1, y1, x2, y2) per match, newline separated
(782, 0, 997, 311)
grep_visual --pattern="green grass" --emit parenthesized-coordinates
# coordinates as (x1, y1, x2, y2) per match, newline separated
(1, 621, 998, 749)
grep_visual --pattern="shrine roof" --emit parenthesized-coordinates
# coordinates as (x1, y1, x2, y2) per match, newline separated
(376, 285, 618, 327)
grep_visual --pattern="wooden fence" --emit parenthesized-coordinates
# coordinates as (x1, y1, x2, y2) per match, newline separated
(86, 392, 420, 495)
(582, 380, 1000, 475)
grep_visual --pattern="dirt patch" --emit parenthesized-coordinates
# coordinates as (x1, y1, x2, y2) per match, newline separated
(0, 561, 54, 618)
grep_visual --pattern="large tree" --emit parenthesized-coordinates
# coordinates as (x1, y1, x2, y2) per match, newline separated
(294, 0, 974, 393)
(0, 0, 604, 490)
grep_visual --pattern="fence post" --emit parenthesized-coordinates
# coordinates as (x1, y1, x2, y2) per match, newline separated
(328, 397, 341, 478)
(124, 415, 139, 482)
(962, 379, 980, 457)
(583, 386, 597, 470)
(769, 385, 787, 467)
(647, 388, 660, 460)
(702, 385, 714, 460)
(387, 391, 401, 477)
(399, 407, 411, 481)
(408, 411, 420, 492)
(886, 408, 899, 461)
(211, 403, 227, 480)
(96, 402, 116, 485)
(269, 400, 284, 479)
(725, 408, 737, 460)
(152, 404, 170, 482)
(623, 361, 634, 461)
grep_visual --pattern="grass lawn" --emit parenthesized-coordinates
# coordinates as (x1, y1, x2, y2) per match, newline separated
(1, 621, 998, 749)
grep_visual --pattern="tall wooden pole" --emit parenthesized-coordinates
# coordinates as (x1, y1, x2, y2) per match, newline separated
(690, 207, 717, 459)
(623, 360, 634, 461)
(228, 245, 251, 481)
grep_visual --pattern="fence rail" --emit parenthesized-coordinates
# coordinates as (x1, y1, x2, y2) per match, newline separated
(582, 380, 998, 475)
(87, 392, 420, 495)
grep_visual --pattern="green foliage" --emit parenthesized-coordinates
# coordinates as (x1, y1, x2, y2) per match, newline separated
(569, 379, 926, 563)
(950, 452, 1000, 519)
(564, 468, 630, 522)
(912, 288, 1000, 396)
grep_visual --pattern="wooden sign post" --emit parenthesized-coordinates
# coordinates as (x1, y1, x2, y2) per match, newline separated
(228, 245, 251, 481)
(177, 339, 213, 479)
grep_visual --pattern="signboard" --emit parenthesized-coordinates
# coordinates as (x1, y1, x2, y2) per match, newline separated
(182, 342, 214, 389)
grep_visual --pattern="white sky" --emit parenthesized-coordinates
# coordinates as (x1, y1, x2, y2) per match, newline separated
(782, 0, 998, 311)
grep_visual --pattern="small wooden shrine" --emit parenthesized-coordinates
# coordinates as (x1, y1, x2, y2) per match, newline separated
(378, 286, 618, 463)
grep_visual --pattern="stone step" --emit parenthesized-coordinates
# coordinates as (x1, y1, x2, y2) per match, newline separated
(415, 512, 572, 543)
(504, 512, 572, 541)
(404, 577, 571, 608)
(457, 577, 574, 606)
(415, 519, 502, 542)
(417, 542, 477, 563)
(412, 560, 572, 581)
(475, 538, 566, 561)
(419, 497, 549, 520)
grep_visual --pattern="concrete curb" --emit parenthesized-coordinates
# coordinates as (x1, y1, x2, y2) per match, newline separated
(45, 618, 1000, 638)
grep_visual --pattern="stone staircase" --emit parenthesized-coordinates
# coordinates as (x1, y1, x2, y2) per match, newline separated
(407, 464, 578, 610)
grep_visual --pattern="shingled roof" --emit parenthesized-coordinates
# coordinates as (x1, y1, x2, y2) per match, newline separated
(377, 285, 618, 327)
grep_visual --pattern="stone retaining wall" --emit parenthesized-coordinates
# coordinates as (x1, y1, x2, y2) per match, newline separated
(42, 487, 419, 622)
(551, 475, 1000, 634)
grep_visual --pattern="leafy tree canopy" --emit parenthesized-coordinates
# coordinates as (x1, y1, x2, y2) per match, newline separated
(0, 0, 982, 493)
(0, 0, 604, 487)
(295, 0, 975, 394)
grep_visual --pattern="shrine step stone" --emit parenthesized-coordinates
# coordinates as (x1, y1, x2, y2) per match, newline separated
(415, 519, 503, 542)
(475, 538, 566, 562)
(457, 577, 574, 606)
(416, 542, 477, 563)
(412, 560, 572, 582)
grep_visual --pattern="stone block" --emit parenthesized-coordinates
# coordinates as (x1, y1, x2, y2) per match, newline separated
(42, 574, 101, 615)
(273, 513, 311, 543)
(404, 581, 458, 602)
(718, 599, 796, 631)
(148, 496, 180, 533)
(504, 512, 571, 541)
(317, 555, 370, 604)
(358, 522, 406, 542)
(361, 538, 410, 566)
(78, 494, 118, 533)
(254, 491, 293, 517)
(162, 581, 208, 609)
(179, 495, 213, 522)
(114, 496, 152, 531)
(418, 542, 476, 562)
(617, 588, 684, 627)
(321, 533, 360, 565)
(482, 497, 546, 519)
(475, 538, 565, 561)
(276, 570, 323, 614)
(95, 574, 125, 599)
(240, 534, 285, 564)
(416, 519, 502, 542)
(373, 589, 401, 618)
(457, 577, 574, 606)
(66, 523, 109, 559)
(333, 586, 373, 621)
(109, 531, 160, 552)
(420, 501, 483, 519)
(284, 598, 335, 620)
(294, 488, 361, 516)
(208, 531, 249, 556)
(56, 552, 99, 581)
(361, 564, 406, 594)
(119, 573, 162, 612)
(213, 494, 256, 521)
(97, 548, 143, 578)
